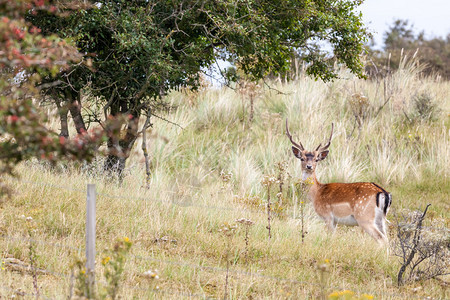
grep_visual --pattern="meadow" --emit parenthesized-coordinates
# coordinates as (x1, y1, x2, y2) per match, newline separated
(1, 59, 449, 299)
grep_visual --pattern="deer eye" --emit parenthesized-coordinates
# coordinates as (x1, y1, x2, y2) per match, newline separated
(300, 158, 305, 161)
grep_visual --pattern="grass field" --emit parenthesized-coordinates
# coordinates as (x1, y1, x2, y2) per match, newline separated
(1, 60, 449, 299)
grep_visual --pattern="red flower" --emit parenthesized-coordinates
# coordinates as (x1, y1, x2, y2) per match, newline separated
(7, 115, 19, 124)
(12, 27, 25, 40)
(34, 0, 45, 7)
(30, 26, 41, 34)
(11, 48, 21, 57)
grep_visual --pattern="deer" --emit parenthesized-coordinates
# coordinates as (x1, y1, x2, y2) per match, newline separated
(286, 119, 392, 244)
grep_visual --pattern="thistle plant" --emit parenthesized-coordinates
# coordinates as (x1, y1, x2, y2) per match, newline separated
(25, 216, 39, 300)
(317, 259, 330, 300)
(276, 160, 288, 195)
(220, 170, 233, 191)
(218, 222, 237, 300)
(235, 218, 255, 261)
(296, 178, 313, 242)
(261, 175, 278, 239)
(300, 197, 306, 243)
(349, 92, 370, 134)
(238, 79, 261, 124)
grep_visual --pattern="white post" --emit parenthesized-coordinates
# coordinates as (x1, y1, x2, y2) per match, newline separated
(86, 184, 96, 295)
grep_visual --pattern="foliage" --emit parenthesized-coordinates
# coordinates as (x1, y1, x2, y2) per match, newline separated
(102, 237, 133, 299)
(71, 237, 133, 299)
(400, 91, 440, 125)
(0, 0, 109, 195)
(384, 19, 418, 51)
(411, 92, 439, 121)
(368, 19, 450, 78)
(0, 99, 107, 174)
(392, 205, 450, 286)
(29, 0, 370, 176)
(0, 65, 448, 298)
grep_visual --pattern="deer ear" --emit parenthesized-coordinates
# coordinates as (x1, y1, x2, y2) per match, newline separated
(318, 150, 329, 160)
(292, 146, 302, 159)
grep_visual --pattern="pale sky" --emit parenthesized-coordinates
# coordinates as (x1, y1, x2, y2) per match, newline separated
(359, 0, 450, 48)
(210, 1, 450, 84)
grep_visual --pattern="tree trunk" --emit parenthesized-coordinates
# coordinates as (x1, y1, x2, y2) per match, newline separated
(55, 98, 69, 139)
(104, 108, 140, 181)
(68, 91, 87, 134)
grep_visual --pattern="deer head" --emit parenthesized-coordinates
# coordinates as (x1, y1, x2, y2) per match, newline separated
(285, 119, 334, 180)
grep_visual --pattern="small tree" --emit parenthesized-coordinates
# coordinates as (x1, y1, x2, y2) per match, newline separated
(0, 0, 107, 196)
(392, 204, 450, 286)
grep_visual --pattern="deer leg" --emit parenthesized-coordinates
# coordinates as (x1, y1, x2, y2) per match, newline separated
(358, 221, 388, 245)
(374, 210, 390, 247)
(376, 216, 387, 236)
(321, 214, 336, 233)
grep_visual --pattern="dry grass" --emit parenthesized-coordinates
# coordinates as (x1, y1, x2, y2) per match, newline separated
(1, 60, 449, 299)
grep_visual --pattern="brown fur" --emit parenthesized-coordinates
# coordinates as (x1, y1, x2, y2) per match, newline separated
(286, 121, 391, 244)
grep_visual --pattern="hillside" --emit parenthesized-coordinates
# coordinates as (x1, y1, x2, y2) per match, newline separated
(1, 62, 449, 299)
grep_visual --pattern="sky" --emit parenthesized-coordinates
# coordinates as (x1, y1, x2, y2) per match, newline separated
(209, 0, 450, 85)
(359, 0, 450, 49)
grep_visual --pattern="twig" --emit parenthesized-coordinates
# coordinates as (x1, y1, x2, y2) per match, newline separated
(150, 112, 184, 130)
(103, 87, 117, 120)
(397, 204, 431, 286)
(67, 269, 74, 300)
(266, 184, 272, 240)
(374, 95, 392, 118)
(141, 108, 152, 189)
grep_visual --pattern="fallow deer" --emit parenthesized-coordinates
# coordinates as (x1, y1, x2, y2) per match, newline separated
(286, 119, 392, 244)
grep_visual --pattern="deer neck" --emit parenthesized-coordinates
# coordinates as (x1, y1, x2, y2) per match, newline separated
(302, 171, 322, 199)
(302, 170, 321, 185)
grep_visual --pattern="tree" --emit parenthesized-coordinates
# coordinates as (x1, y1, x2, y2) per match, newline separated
(30, 0, 370, 178)
(367, 19, 450, 78)
(0, 0, 116, 196)
(383, 19, 420, 51)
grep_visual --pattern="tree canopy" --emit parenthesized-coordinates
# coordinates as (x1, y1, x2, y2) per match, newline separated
(15, 0, 370, 177)
(0, 0, 112, 196)
(367, 19, 450, 78)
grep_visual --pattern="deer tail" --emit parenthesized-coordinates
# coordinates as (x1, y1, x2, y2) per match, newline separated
(372, 183, 392, 216)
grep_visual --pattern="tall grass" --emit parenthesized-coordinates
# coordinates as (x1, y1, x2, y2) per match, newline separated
(1, 58, 449, 299)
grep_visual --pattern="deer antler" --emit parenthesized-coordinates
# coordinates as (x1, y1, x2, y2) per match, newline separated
(285, 119, 304, 151)
(316, 123, 334, 152)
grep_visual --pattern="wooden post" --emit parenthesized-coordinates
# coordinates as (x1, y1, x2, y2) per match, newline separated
(86, 184, 96, 297)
